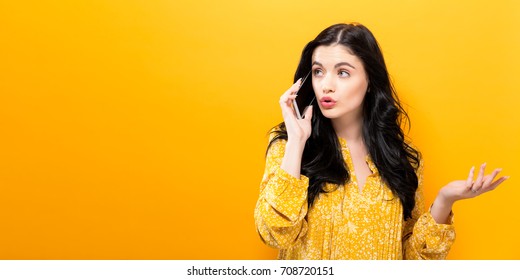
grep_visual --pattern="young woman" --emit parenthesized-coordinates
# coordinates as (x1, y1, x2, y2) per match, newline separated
(254, 23, 509, 260)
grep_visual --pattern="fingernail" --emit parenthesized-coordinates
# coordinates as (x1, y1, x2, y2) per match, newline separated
(505, 176, 510, 180)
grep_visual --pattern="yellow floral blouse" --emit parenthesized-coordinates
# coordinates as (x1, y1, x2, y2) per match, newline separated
(254, 136, 455, 260)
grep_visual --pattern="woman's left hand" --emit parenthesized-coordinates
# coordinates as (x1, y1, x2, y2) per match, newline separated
(439, 163, 509, 204)
(430, 163, 509, 224)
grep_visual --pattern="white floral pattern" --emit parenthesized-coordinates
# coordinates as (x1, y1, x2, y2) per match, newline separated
(254, 136, 455, 260)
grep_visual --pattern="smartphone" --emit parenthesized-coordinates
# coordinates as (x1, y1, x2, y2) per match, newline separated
(292, 70, 315, 119)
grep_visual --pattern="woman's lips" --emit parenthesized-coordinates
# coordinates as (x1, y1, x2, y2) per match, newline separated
(320, 97, 336, 109)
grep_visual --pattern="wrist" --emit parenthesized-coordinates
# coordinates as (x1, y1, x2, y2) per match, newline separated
(435, 190, 455, 209)
(286, 139, 307, 150)
(431, 192, 455, 225)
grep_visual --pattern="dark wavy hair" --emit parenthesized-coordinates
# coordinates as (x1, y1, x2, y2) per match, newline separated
(267, 23, 421, 220)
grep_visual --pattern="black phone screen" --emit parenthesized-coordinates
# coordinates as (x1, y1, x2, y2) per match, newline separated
(293, 70, 315, 118)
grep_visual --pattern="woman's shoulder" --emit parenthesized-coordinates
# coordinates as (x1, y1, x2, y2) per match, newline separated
(267, 123, 287, 142)
(265, 123, 288, 156)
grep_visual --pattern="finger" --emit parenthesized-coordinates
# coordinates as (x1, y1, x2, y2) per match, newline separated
(281, 102, 298, 120)
(280, 81, 304, 108)
(279, 92, 299, 108)
(471, 163, 486, 193)
(280, 95, 297, 104)
(486, 176, 510, 192)
(290, 78, 303, 93)
(280, 79, 303, 100)
(482, 168, 502, 189)
(466, 166, 475, 190)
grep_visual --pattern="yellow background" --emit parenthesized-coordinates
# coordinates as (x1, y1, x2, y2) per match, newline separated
(0, 0, 518, 259)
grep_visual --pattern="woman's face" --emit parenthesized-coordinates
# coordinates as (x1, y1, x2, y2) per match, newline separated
(311, 44, 369, 122)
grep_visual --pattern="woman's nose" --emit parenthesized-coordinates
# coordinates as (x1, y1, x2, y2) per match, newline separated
(321, 75, 335, 93)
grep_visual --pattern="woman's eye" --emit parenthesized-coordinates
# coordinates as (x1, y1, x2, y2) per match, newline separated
(313, 69, 323, 76)
(339, 70, 350, 77)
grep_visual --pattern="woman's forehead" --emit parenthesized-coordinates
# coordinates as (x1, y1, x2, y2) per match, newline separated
(312, 44, 360, 66)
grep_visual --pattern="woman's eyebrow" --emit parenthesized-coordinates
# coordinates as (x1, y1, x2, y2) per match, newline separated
(312, 61, 356, 69)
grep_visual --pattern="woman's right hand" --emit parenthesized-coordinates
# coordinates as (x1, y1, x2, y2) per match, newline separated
(279, 79, 314, 145)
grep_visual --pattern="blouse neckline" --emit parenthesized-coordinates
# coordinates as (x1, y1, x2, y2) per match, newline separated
(337, 136, 378, 175)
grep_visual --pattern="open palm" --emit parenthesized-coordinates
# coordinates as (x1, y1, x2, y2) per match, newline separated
(440, 163, 509, 203)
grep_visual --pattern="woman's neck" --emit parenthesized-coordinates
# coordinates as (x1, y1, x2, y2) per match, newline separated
(332, 113, 364, 144)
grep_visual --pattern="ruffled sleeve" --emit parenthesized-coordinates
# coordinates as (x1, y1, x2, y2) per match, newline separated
(403, 159, 456, 259)
(254, 136, 309, 249)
